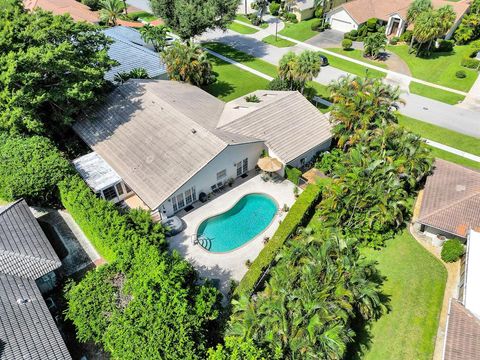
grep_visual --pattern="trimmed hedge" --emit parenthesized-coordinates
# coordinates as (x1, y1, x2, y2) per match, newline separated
(234, 182, 327, 296)
(441, 238, 465, 263)
(59, 176, 166, 262)
(461, 56, 480, 69)
(285, 166, 302, 185)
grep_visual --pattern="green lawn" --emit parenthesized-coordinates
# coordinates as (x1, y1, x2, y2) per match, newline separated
(228, 21, 259, 34)
(388, 45, 478, 92)
(204, 54, 269, 102)
(409, 82, 465, 105)
(327, 48, 389, 69)
(429, 147, 480, 169)
(203, 42, 278, 77)
(360, 230, 447, 360)
(278, 18, 320, 41)
(318, 50, 386, 79)
(128, 11, 158, 22)
(397, 114, 480, 156)
(262, 35, 295, 48)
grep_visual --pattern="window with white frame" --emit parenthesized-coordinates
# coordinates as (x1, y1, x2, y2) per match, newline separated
(217, 169, 227, 180)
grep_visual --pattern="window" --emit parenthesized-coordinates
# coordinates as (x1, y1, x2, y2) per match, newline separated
(125, 183, 133, 193)
(102, 186, 117, 201)
(191, 186, 196, 201)
(242, 158, 248, 174)
(217, 169, 227, 180)
(176, 193, 185, 208)
(115, 183, 124, 196)
(236, 161, 242, 177)
(172, 196, 178, 212)
(185, 189, 193, 205)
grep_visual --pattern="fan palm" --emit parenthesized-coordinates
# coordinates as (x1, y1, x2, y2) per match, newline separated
(99, 0, 125, 26)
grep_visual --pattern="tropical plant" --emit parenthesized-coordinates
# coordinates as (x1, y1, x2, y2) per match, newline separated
(454, 13, 480, 44)
(441, 239, 465, 262)
(139, 24, 170, 52)
(0, 8, 114, 135)
(407, 0, 432, 23)
(0, 134, 72, 205)
(278, 51, 322, 93)
(363, 32, 387, 59)
(269, 2, 280, 16)
(161, 41, 216, 86)
(99, 0, 125, 26)
(114, 68, 150, 84)
(255, 0, 269, 21)
(435, 5, 456, 38)
(150, 0, 238, 40)
(342, 38, 353, 50)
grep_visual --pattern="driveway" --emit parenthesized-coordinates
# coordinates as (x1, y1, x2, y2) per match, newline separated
(306, 29, 358, 48)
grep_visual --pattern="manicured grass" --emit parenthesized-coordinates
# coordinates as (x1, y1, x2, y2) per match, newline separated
(128, 11, 158, 22)
(228, 21, 259, 34)
(318, 50, 386, 78)
(388, 45, 478, 92)
(235, 15, 268, 29)
(327, 48, 389, 69)
(262, 35, 295, 48)
(429, 147, 480, 169)
(397, 114, 480, 156)
(203, 42, 278, 78)
(360, 230, 447, 360)
(409, 82, 465, 105)
(204, 54, 269, 102)
(278, 18, 320, 41)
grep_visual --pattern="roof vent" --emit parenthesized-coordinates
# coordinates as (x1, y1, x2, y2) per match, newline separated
(191, 128, 197, 134)
(233, 106, 248, 110)
(262, 93, 277, 97)
(456, 184, 466, 192)
(17, 298, 31, 305)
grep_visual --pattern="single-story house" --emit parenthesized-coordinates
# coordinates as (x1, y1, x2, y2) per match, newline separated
(102, 26, 168, 82)
(414, 159, 480, 240)
(73, 79, 332, 219)
(292, 0, 316, 22)
(327, 0, 470, 39)
(23, 0, 100, 23)
(442, 229, 480, 360)
(0, 199, 71, 359)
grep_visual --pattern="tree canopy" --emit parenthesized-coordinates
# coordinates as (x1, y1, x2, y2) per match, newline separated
(0, 6, 115, 135)
(0, 134, 72, 205)
(150, 0, 238, 40)
(278, 51, 322, 94)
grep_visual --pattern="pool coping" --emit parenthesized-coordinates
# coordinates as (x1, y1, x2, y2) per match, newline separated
(194, 192, 280, 255)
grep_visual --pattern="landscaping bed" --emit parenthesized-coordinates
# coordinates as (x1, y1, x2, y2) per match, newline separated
(388, 44, 478, 92)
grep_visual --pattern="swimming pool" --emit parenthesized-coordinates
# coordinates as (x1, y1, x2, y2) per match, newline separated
(197, 194, 277, 252)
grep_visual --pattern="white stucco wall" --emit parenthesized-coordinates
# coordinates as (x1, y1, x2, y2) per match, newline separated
(287, 139, 332, 168)
(159, 142, 266, 216)
(328, 9, 358, 32)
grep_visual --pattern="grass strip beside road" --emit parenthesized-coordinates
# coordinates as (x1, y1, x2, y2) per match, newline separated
(409, 82, 465, 105)
(262, 35, 296, 48)
(318, 50, 386, 79)
(327, 48, 389, 69)
(228, 21, 259, 34)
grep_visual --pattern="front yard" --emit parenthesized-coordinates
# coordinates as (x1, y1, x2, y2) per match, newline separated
(327, 48, 389, 69)
(388, 44, 478, 92)
(278, 18, 321, 41)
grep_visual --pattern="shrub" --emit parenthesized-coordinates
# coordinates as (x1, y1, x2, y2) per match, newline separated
(81, 0, 101, 10)
(441, 239, 465, 263)
(286, 12, 298, 23)
(342, 38, 353, 50)
(59, 176, 166, 262)
(456, 70, 467, 78)
(269, 2, 280, 16)
(315, 7, 324, 18)
(366, 18, 377, 32)
(344, 29, 358, 40)
(389, 36, 399, 45)
(285, 166, 302, 185)
(234, 183, 327, 296)
(0, 134, 72, 205)
(400, 30, 412, 43)
(435, 39, 454, 52)
(267, 77, 290, 90)
(310, 18, 322, 31)
(461, 56, 480, 69)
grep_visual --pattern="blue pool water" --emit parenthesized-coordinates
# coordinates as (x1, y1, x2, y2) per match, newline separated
(197, 194, 277, 252)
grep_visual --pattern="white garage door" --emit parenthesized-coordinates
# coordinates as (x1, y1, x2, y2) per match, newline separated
(329, 10, 356, 33)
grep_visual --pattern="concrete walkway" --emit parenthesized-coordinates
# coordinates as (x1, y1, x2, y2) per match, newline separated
(459, 74, 480, 112)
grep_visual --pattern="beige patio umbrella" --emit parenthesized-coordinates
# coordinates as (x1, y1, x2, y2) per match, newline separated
(257, 156, 282, 172)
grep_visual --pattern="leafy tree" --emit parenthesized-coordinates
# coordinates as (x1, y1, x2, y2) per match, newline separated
(407, 0, 432, 23)
(278, 51, 322, 93)
(161, 41, 216, 86)
(208, 336, 267, 360)
(0, 134, 72, 205)
(413, 10, 439, 54)
(363, 32, 387, 59)
(150, 0, 238, 40)
(99, 0, 125, 26)
(139, 24, 170, 52)
(114, 68, 150, 84)
(0, 0, 20, 11)
(454, 13, 480, 44)
(435, 5, 456, 37)
(0, 8, 115, 135)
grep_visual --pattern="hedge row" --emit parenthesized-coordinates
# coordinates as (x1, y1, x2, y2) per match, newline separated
(59, 176, 166, 262)
(234, 182, 327, 296)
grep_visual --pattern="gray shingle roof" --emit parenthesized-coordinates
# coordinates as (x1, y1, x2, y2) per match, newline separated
(0, 273, 71, 360)
(102, 27, 167, 81)
(0, 200, 62, 279)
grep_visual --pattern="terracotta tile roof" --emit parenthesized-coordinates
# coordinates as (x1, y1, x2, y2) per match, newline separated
(417, 159, 480, 238)
(444, 300, 480, 360)
(23, 0, 100, 23)
(334, 0, 470, 24)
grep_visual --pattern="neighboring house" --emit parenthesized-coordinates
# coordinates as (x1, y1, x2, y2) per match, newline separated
(292, 0, 316, 21)
(23, 0, 100, 23)
(102, 26, 168, 82)
(0, 199, 71, 359)
(442, 229, 480, 360)
(414, 159, 480, 240)
(73, 80, 332, 219)
(326, 0, 470, 39)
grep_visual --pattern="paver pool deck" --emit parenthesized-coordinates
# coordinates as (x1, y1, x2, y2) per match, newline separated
(169, 174, 297, 295)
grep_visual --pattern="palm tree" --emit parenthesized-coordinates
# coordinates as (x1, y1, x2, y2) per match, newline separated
(407, 0, 432, 51)
(99, 0, 124, 26)
(139, 24, 169, 52)
(435, 5, 456, 38)
(363, 32, 387, 59)
(278, 51, 322, 93)
(413, 10, 438, 54)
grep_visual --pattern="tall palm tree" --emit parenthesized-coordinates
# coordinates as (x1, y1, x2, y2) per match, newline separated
(407, 0, 432, 51)
(435, 5, 456, 38)
(99, 0, 124, 26)
(139, 24, 169, 52)
(413, 10, 438, 54)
